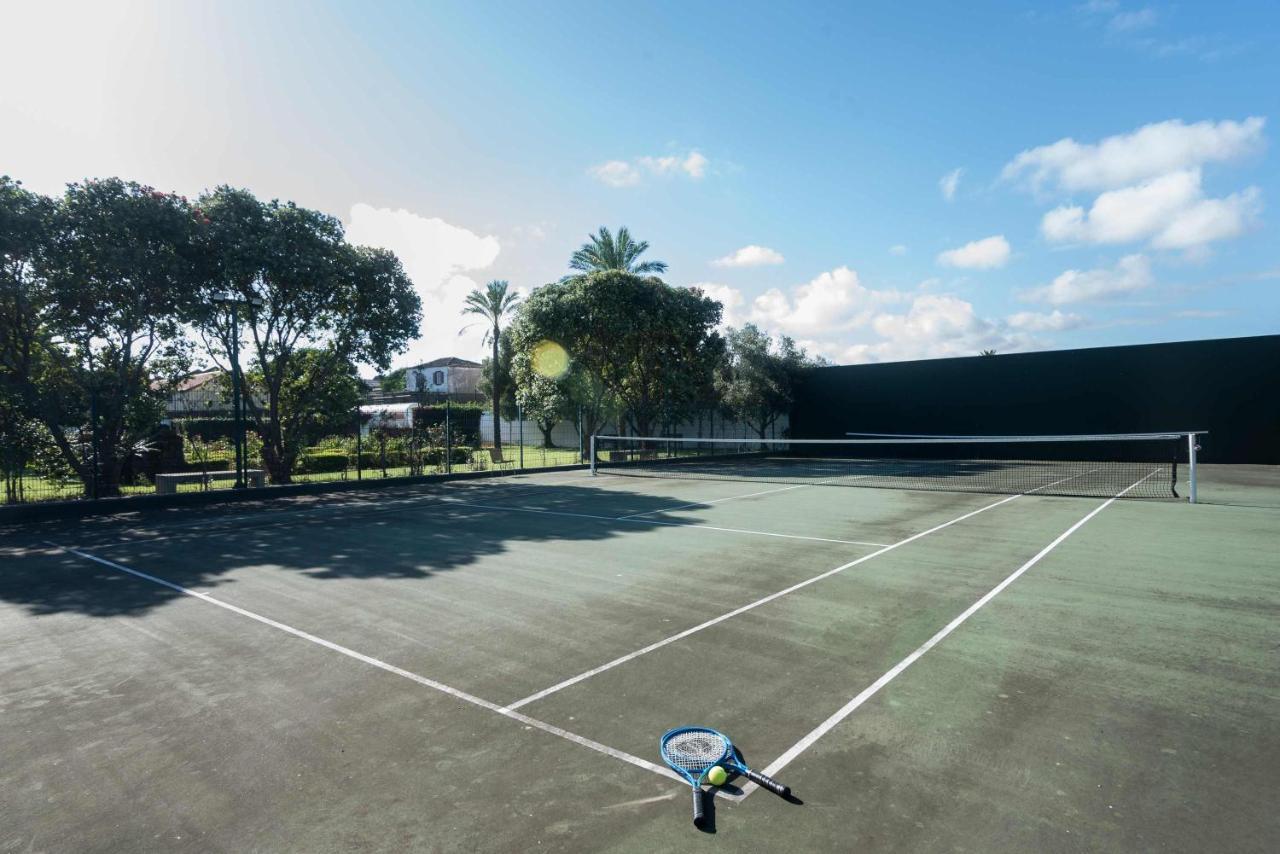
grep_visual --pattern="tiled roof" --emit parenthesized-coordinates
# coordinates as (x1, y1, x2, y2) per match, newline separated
(413, 356, 482, 368)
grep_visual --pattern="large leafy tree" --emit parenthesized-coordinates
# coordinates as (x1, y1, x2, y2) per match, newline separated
(244, 347, 363, 450)
(511, 271, 721, 438)
(34, 179, 203, 496)
(568, 226, 667, 275)
(196, 186, 420, 483)
(715, 324, 814, 439)
(0, 177, 55, 440)
(462, 280, 519, 451)
(510, 350, 574, 448)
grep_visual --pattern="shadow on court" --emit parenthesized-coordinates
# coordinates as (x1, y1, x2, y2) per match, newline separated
(0, 481, 725, 619)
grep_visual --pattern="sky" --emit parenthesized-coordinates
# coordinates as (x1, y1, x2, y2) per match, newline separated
(2, 0, 1277, 369)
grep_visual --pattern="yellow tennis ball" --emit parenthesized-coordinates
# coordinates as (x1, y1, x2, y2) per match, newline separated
(706, 766, 727, 786)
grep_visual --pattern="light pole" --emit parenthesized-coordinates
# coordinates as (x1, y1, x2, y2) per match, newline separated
(212, 292, 262, 489)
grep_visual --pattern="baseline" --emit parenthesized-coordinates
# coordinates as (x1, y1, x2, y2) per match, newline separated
(44, 541, 688, 791)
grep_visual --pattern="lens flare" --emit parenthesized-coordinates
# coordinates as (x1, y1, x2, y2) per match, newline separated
(530, 340, 570, 379)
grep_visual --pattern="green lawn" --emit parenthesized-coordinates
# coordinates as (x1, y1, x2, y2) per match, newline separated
(6, 444, 586, 504)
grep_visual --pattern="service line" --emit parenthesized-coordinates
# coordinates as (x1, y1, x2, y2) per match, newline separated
(737, 468, 1160, 798)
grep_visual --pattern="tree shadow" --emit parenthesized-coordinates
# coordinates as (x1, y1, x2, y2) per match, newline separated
(0, 480, 719, 618)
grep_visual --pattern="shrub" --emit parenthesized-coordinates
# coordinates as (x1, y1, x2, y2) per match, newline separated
(182, 457, 233, 473)
(296, 451, 349, 474)
(424, 446, 471, 466)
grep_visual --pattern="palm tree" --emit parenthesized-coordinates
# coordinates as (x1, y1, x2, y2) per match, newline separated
(462, 280, 521, 451)
(568, 226, 668, 275)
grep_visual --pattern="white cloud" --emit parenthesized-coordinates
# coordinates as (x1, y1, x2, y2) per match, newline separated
(712, 245, 785, 268)
(1002, 117, 1265, 193)
(639, 151, 708, 179)
(588, 160, 642, 188)
(591, 150, 709, 187)
(939, 168, 963, 201)
(1108, 8, 1157, 32)
(690, 266, 1076, 364)
(1151, 187, 1261, 249)
(688, 282, 748, 328)
(345, 203, 502, 367)
(937, 235, 1011, 269)
(1023, 254, 1153, 305)
(841, 295, 1020, 362)
(749, 267, 904, 338)
(889, 244, 908, 256)
(689, 267, 902, 340)
(1040, 169, 1261, 249)
(1006, 309, 1087, 332)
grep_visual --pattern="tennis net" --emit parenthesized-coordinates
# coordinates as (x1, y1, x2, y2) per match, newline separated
(590, 433, 1198, 500)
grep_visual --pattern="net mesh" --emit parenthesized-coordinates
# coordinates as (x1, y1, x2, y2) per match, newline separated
(594, 434, 1186, 500)
(661, 730, 730, 774)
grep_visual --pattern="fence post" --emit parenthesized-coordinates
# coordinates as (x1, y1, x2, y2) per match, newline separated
(89, 386, 99, 500)
(355, 404, 362, 481)
(517, 402, 524, 469)
(445, 397, 452, 475)
(1187, 432, 1199, 504)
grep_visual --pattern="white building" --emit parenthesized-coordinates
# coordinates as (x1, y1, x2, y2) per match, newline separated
(406, 357, 483, 394)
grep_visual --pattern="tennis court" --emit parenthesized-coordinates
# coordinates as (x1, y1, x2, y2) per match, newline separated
(3, 457, 1277, 852)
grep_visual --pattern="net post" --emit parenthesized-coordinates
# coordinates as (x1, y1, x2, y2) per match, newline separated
(1187, 432, 1198, 504)
(589, 434, 596, 476)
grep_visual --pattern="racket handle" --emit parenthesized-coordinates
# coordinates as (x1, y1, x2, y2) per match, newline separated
(745, 769, 790, 797)
(691, 787, 707, 828)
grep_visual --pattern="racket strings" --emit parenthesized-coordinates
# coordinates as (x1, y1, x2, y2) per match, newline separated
(662, 731, 729, 773)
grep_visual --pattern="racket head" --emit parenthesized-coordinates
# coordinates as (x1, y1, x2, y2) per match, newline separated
(721, 743, 752, 776)
(659, 726, 733, 785)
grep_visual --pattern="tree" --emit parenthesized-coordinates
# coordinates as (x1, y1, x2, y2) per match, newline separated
(378, 366, 408, 392)
(715, 324, 813, 439)
(35, 179, 203, 496)
(477, 328, 517, 429)
(510, 271, 721, 438)
(195, 186, 420, 483)
(510, 348, 574, 448)
(0, 177, 56, 492)
(242, 347, 363, 451)
(568, 226, 667, 275)
(980, 349, 997, 356)
(462, 280, 519, 451)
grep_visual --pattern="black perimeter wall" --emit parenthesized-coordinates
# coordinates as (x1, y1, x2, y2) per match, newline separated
(791, 334, 1280, 464)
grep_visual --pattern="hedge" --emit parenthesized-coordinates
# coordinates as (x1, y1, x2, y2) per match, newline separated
(181, 458, 233, 473)
(296, 451, 349, 474)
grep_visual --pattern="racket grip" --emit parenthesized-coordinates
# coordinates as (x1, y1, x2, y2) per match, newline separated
(745, 769, 790, 797)
(691, 787, 707, 828)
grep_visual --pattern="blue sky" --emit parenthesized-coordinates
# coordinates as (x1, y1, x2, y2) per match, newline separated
(2, 0, 1277, 367)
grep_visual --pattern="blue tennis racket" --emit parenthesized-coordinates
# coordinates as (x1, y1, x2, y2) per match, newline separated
(659, 726, 791, 827)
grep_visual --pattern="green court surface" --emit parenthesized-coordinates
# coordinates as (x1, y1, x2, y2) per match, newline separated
(2, 465, 1277, 852)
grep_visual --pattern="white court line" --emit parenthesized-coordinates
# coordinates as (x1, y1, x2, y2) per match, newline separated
(736, 467, 1161, 798)
(443, 500, 892, 548)
(44, 542, 689, 790)
(503, 468, 1104, 712)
